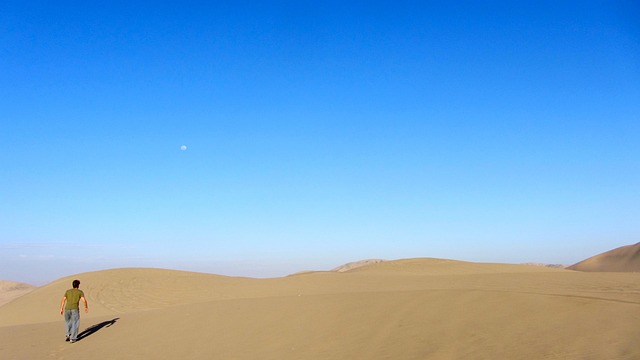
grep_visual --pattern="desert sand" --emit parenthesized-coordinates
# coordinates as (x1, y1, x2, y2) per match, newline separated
(1, 258, 639, 359)
(568, 242, 640, 272)
(0, 280, 35, 307)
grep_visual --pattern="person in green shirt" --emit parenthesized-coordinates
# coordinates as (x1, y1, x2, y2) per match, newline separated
(60, 279, 89, 343)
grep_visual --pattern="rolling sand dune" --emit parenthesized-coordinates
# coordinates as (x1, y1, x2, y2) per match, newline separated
(0, 280, 36, 307)
(1, 258, 639, 359)
(568, 242, 640, 272)
(331, 259, 385, 272)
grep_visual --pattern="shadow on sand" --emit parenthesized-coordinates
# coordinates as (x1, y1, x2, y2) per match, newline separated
(77, 318, 119, 341)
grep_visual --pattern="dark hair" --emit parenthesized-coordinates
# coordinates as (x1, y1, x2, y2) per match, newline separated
(72, 280, 80, 288)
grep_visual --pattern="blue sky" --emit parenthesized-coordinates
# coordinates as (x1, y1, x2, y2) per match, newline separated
(1, 1, 639, 284)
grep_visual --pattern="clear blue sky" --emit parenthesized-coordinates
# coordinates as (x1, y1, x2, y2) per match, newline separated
(1, 1, 638, 284)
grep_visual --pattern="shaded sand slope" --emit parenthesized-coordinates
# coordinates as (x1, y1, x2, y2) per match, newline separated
(0, 280, 36, 307)
(1, 259, 640, 359)
(331, 259, 385, 272)
(568, 242, 640, 272)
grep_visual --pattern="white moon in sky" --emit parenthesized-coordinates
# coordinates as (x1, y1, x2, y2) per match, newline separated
(180, 145, 187, 151)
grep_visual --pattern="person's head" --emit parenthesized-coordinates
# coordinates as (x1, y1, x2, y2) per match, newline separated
(72, 280, 80, 289)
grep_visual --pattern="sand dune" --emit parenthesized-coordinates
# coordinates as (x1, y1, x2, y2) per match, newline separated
(568, 242, 640, 272)
(0, 280, 36, 307)
(1, 258, 639, 359)
(331, 258, 385, 272)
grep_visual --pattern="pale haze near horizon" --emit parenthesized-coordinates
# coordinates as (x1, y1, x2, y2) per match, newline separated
(1, 1, 638, 285)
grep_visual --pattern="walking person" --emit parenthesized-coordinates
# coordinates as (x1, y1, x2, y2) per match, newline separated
(60, 279, 89, 343)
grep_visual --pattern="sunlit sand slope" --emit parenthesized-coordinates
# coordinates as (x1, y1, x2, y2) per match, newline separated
(1, 259, 639, 359)
(568, 242, 640, 272)
(0, 268, 265, 326)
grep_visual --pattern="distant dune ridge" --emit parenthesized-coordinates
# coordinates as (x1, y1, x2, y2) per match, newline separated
(0, 280, 36, 307)
(1, 257, 639, 360)
(330, 258, 385, 272)
(522, 263, 566, 269)
(568, 242, 640, 272)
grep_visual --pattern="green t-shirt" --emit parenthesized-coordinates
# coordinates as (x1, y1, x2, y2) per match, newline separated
(64, 288, 85, 310)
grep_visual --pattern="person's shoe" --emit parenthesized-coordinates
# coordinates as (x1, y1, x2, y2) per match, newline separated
(70, 339, 76, 343)
(65, 336, 70, 342)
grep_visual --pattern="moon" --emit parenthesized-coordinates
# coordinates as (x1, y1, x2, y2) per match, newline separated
(180, 145, 187, 151)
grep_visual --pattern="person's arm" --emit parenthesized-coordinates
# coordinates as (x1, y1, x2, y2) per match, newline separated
(60, 296, 67, 315)
(81, 296, 89, 313)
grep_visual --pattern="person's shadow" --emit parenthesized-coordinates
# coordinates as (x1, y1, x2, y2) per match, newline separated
(77, 318, 119, 341)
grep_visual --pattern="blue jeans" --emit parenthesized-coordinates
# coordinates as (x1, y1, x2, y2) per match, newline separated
(64, 309, 80, 341)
